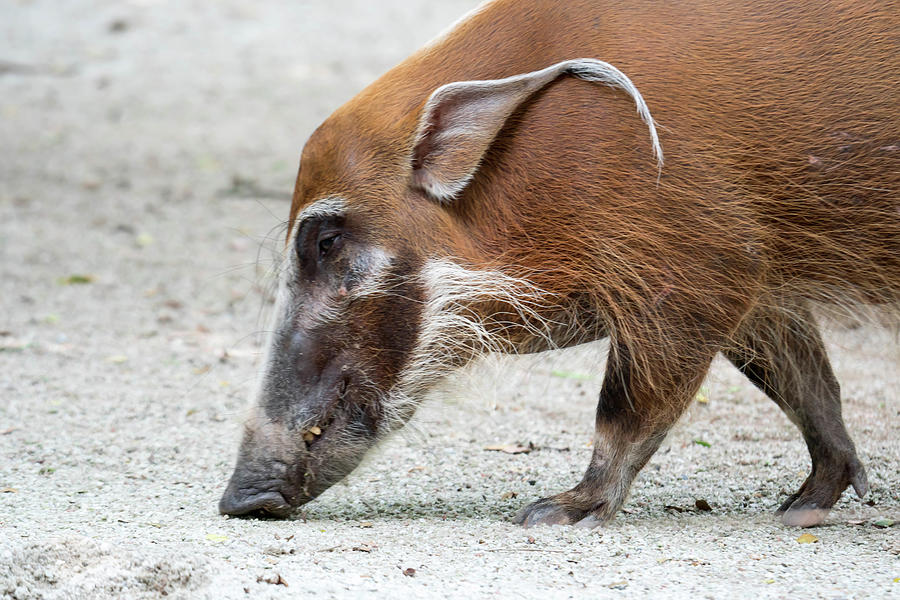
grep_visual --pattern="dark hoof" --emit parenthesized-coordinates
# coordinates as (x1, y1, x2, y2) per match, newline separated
(849, 462, 870, 499)
(513, 497, 591, 528)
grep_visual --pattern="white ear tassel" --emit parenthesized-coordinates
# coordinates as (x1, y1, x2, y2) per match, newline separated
(562, 59, 664, 170)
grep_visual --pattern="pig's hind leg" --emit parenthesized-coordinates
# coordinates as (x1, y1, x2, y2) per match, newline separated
(723, 305, 869, 527)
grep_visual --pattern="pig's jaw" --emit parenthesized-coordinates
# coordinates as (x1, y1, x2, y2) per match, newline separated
(220, 256, 564, 518)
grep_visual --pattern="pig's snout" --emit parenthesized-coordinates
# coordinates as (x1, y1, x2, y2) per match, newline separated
(218, 421, 311, 519)
(218, 472, 294, 518)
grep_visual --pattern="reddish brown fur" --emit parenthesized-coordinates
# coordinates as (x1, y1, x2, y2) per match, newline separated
(292, 1, 897, 400)
(226, 0, 898, 526)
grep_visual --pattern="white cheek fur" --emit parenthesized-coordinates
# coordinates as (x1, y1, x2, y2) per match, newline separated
(377, 258, 561, 431)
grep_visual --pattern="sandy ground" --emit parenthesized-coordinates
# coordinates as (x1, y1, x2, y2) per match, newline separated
(1, 1, 898, 598)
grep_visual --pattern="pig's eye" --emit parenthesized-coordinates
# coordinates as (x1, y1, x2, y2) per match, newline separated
(295, 215, 345, 273)
(317, 232, 342, 259)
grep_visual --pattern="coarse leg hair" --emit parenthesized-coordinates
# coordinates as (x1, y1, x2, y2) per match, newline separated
(514, 336, 719, 528)
(722, 302, 869, 527)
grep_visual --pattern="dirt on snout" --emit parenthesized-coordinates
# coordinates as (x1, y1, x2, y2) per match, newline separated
(1, 1, 898, 598)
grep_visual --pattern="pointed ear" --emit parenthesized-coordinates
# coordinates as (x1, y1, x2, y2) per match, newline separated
(409, 59, 663, 204)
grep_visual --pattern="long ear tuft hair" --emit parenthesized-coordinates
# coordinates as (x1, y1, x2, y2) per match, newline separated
(410, 58, 663, 203)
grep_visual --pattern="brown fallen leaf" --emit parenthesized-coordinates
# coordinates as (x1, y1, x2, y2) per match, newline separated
(0, 488, 17, 493)
(402, 568, 416, 577)
(359, 521, 373, 528)
(484, 444, 532, 455)
(1, 427, 18, 435)
(500, 491, 518, 500)
(796, 533, 818, 544)
(352, 543, 376, 552)
(695, 499, 712, 512)
(257, 573, 288, 587)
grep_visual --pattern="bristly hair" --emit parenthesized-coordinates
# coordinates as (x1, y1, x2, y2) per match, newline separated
(372, 258, 566, 431)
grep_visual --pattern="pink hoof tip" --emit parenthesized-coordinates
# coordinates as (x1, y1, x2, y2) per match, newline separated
(781, 507, 829, 528)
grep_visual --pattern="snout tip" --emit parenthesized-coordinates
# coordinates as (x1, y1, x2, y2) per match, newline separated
(218, 488, 293, 519)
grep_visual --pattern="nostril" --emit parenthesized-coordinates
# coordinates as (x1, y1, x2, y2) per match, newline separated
(218, 488, 292, 519)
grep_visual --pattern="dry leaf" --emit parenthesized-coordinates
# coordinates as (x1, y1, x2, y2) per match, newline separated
(500, 491, 518, 500)
(0, 487, 17, 493)
(359, 521, 373, 528)
(695, 499, 712, 512)
(59, 274, 94, 285)
(484, 444, 532, 454)
(309, 426, 322, 435)
(135, 233, 154, 247)
(257, 573, 288, 587)
(796, 533, 818, 544)
(402, 568, 416, 577)
(0, 338, 28, 352)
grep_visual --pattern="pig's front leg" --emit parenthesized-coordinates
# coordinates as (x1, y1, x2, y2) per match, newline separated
(514, 344, 713, 528)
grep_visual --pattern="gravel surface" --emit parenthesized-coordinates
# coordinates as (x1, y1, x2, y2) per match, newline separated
(1, 1, 898, 598)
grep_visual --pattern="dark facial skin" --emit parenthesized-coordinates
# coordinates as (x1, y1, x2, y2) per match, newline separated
(218, 208, 424, 518)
